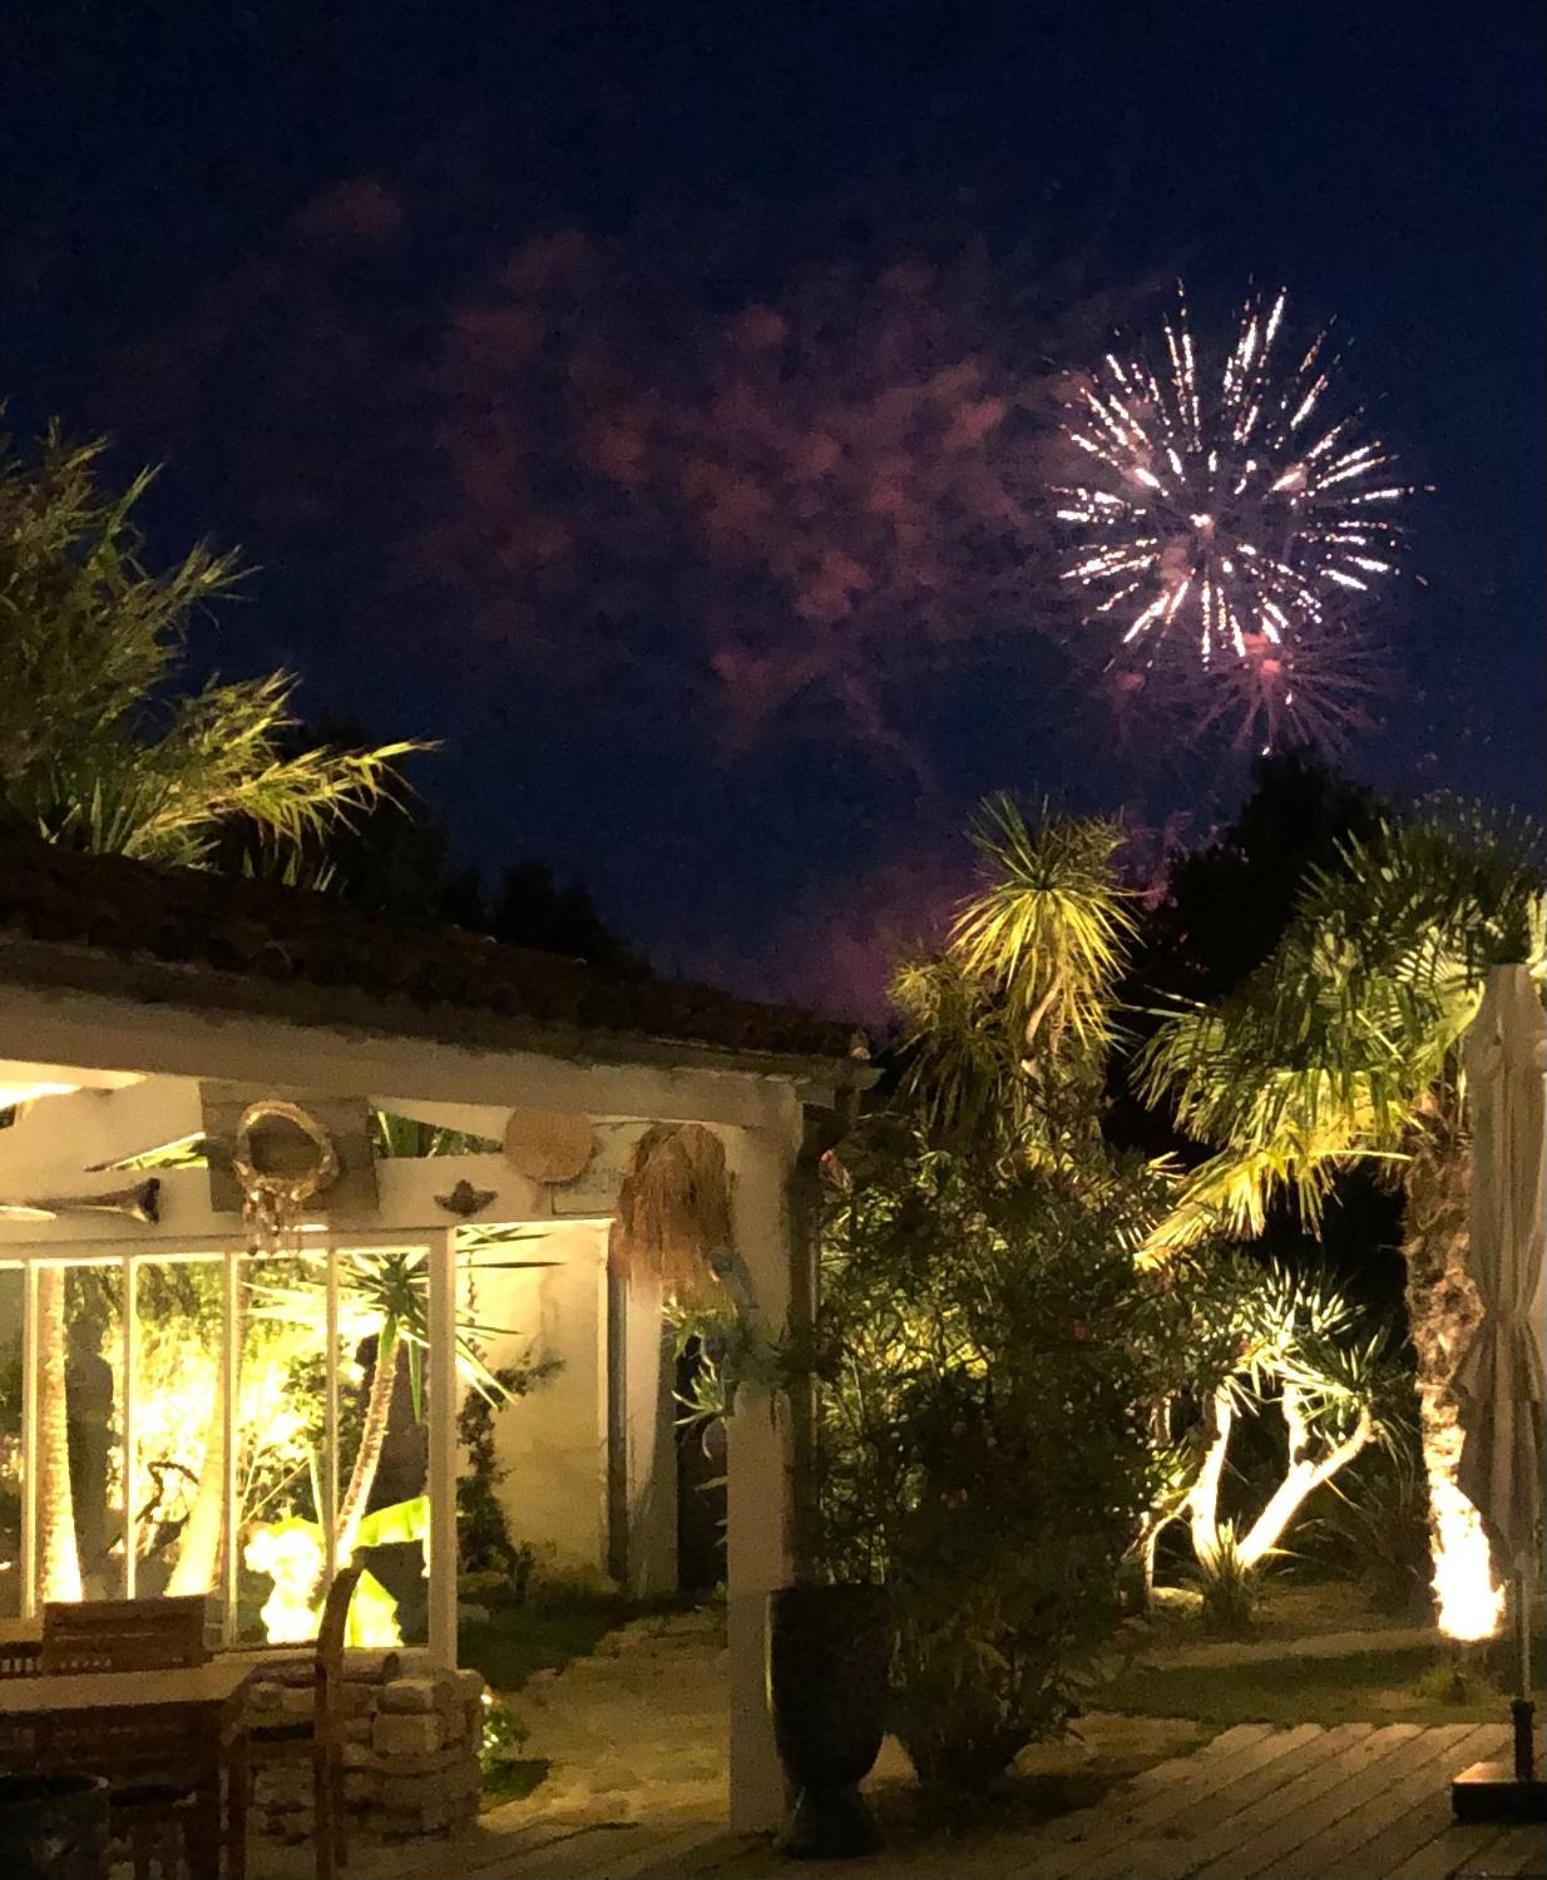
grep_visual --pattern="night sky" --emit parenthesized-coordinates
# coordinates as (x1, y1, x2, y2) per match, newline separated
(4, 2, 1541, 1014)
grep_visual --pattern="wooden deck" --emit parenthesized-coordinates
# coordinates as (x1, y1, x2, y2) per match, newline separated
(255, 1723, 1543, 1879)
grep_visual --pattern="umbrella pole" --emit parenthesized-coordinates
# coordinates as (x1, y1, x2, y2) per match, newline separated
(1514, 1563, 1536, 1783)
(1452, 1562, 1547, 1821)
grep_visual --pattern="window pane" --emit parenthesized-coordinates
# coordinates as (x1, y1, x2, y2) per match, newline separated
(61, 1264, 125, 1601)
(236, 1252, 328, 1646)
(130, 1259, 224, 1606)
(338, 1248, 430, 1650)
(0, 1269, 20, 1619)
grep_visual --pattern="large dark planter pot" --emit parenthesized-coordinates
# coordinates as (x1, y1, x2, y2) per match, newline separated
(0, 1774, 110, 1879)
(768, 1583, 889, 1859)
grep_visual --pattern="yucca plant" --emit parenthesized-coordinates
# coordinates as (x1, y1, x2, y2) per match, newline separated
(1307, 1434, 1433, 1617)
(894, 795, 1138, 1158)
(250, 1244, 550, 1565)
(1190, 1522, 1270, 1635)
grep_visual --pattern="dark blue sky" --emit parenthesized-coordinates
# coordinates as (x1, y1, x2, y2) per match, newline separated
(3, 1, 1541, 1008)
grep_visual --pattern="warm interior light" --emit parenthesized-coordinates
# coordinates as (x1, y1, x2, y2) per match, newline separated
(0, 1081, 79, 1109)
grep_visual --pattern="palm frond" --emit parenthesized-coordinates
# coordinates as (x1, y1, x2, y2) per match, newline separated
(950, 794, 1136, 1056)
(1141, 808, 1544, 1256)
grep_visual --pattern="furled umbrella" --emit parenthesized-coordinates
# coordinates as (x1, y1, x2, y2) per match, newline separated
(1452, 963, 1547, 1818)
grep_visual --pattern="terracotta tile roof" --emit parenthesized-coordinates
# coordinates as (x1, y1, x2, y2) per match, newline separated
(0, 830, 870, 1075)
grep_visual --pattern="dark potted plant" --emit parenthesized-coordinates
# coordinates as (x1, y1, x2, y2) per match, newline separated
(0, 1773, 111, 1879)
(768, 1581, 889, 1858)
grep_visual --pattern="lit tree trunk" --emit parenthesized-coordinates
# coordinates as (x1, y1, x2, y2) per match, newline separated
(1236, 1385, 1374, 1569)
(334, 1326, 400, 1566)
(1187, 1387, 1234, 1564)
(1402, 1095, 1502, 1639)
(36, 1267, 83, 1603)
(169, 1263, 244, 1596)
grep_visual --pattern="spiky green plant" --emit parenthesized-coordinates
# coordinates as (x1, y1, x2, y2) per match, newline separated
(250, 1244, 553, 1564)
(0, 422, 419, 869)
(894, 795, 1137, 1154)
(1190, 1522, 1269, 1635)
(1140, 806, 1544, 1631)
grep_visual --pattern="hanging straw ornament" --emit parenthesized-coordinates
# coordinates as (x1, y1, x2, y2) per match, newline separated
(231, 1099, 340, 1254)
(608, 1123, 733, 1303)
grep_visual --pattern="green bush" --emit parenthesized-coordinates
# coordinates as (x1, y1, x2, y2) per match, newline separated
(801, 1120, 1160, 1791)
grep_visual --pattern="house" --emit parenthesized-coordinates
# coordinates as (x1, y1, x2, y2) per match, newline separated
(0, 830, 871, 1831)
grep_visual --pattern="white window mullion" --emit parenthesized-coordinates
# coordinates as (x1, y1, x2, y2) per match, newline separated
(221, 1248, 240, 1648)
(324, 1243, 339, 1588)
(122, 1253, 137, 1599)
(426, 1229, 458, 1669)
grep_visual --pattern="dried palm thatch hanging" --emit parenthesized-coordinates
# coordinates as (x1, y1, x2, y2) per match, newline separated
(609, 1123, 733, 1302)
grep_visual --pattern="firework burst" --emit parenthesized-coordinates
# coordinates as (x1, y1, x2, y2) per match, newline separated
(1055, 285, 1419, 747)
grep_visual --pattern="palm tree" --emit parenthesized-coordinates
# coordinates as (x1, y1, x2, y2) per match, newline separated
(1, 420, 419, 1601)
(1139, 807, 1544, 1637)
(892, 794, 1137, 1156)
(35, 1269, 82, 1603)
(250, 1248, 536, 1565)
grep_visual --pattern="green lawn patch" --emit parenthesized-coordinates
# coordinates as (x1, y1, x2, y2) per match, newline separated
(1094, 1640, 1545, 1728)
(458, 1595, 630, 1694)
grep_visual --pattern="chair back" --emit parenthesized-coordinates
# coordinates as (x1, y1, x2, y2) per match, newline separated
(0, 1638, 43, 1679)
(313, 1565, 362, 1746)
(40, 1595, 211, 1673)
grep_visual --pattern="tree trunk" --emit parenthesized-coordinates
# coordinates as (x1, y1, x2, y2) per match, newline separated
(36, 1267, 83, 1603)
(1236, 1387, 1374, 1569)
(334, 1327, 399, 1566)
(168, 1262, 244, 1597)
(1187, 1388, 1234, 1564)
(1402, 1096, 1502, 1639)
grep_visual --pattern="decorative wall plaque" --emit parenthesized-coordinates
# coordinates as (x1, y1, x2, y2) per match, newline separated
(502, 1107, 596, 1185)
(200, 1083, 378, 1220)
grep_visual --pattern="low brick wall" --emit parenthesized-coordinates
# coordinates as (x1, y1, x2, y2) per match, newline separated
(241, 1648, 485, 1844)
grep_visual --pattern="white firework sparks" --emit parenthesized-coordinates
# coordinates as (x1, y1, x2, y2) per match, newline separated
(1054, 286, 1418, 721)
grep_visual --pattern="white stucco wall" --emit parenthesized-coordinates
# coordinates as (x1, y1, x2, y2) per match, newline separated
(471, 1221, 610, 1579)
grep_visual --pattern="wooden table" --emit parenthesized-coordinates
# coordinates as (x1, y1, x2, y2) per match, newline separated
(0, 1658, 258, 1875)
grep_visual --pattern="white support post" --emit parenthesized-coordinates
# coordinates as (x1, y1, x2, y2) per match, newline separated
(324, 1244, 339, 1586)
(724, 1100, 801, 1834)
(221, 1250, 239, 1648)
(20, 1262, 38, 1623)
(426, 1228, 459, 1670)
(122, 1254, 137, 1598)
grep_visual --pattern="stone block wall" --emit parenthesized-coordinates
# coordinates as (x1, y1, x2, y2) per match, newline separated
(240, 1649, 485, 1844)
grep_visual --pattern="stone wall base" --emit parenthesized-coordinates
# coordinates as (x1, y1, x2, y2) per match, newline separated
(239, 1649, 485, 1844)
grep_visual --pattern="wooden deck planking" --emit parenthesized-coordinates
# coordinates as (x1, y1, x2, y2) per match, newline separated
(1245, 1722, 1503, 1879)
(1152, 1720, 1423, 1880)
(1381, 1811, 1545, 1880)
(1471, 1824, 1547, 1875)
(288, 1723, 1538, 1880)
(1030, 1723, 1279, 1849)
(1191, 1722, 1427, 1880)
(1028, 1723, 1331, 1880)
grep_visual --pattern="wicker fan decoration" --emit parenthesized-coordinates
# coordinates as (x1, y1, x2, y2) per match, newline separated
(609, 1123, 733, 1302)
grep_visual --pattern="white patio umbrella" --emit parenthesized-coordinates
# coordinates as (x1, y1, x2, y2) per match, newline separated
(1458, 963, 1547, 1695)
